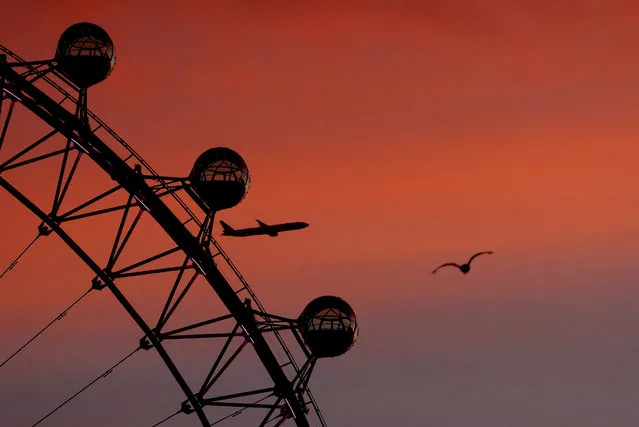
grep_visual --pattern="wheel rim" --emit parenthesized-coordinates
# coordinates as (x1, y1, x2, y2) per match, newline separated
(0, 43, 329, 426)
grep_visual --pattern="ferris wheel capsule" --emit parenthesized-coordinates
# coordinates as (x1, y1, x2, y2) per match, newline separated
(188, 147, 250, 212)
(54, 22, 116, 88)
(299, 296, 358, 358)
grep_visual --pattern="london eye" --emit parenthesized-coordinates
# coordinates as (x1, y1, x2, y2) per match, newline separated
(0, 22, 358, 426)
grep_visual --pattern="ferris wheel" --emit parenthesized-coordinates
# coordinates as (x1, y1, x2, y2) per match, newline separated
(0, 22, 358, 426)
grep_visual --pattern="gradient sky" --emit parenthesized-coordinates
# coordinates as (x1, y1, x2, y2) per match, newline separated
(2, 1, 639, 426)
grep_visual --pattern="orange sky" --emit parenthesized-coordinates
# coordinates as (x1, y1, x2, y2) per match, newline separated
(2, 1, 639, 426)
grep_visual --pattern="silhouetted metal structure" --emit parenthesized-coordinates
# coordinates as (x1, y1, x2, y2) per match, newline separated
(0, 22, 357, 427)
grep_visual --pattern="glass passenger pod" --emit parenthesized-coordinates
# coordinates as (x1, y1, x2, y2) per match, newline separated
(189, 147, 250, 212)
(299, 296, 358, 358)
(55, 22, 116, 88)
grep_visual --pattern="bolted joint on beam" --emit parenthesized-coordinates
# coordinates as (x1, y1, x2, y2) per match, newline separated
(139, 335, 154, 350)
(273, 379, 294, 399)
(37, 222, 52, 236)
(91, 276, 106, 291)
(180, 399, 195, 414)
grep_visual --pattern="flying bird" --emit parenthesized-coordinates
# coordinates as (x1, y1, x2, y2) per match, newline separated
(431, 251, 493, 275)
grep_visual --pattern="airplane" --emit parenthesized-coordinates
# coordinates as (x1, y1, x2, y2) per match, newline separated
(219, 219, 309, 237)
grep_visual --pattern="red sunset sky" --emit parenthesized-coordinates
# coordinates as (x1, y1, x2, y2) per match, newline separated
(2, 1, 639, 426)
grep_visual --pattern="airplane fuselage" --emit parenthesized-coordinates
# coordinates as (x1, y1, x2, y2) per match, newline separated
(221, 221, 309, 237)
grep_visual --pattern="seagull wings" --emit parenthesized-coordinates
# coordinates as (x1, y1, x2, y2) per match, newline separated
(431, 263, 461, 274)
(467, 251, 493, 264)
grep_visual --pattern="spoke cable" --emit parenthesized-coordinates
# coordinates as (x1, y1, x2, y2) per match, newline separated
(31, 347, 140, 427)
(0, 288, 92, 369)
(149, 409, 182, 427)
(209, 395, 273, 426)
(0, 232, 40, 281)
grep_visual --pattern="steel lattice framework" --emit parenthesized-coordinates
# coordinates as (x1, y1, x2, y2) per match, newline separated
(0, 33, 343, 426)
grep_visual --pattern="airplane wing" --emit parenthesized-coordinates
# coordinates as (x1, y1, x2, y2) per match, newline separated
(256, 219, 278, 237)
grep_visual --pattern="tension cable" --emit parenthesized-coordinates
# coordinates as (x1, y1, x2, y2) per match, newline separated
(31, 346, 140, 426)
(150, 409, 182, 427)
(0, 288, 92, 369)
(0, 231, 41, 281)
(209, 395, 273, 426)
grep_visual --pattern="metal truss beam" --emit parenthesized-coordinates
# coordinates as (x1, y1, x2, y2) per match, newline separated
(0, 58, 311, 426)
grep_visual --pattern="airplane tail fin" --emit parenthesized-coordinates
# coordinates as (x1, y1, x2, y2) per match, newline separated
(219, 221, 234, 234)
